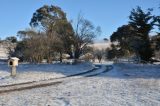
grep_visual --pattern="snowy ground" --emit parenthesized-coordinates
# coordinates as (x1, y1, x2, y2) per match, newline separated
(0, 62, 160, 106)
(0, 62, 94, 86)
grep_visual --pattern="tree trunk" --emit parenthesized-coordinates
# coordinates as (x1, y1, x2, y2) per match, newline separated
(75, 49, 81, 59)
(59, 52, 62, 63)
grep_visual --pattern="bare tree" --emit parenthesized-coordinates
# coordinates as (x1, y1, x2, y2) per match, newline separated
(73, 14, 101, 59)
(94, 49, 105, 63)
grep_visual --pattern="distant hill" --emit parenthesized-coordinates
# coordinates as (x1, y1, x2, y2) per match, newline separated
(89, 41, 111, 50)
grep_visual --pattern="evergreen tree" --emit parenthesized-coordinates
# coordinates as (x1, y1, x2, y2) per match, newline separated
(129, 6, 155, 62)
(110, 25, 136, 57)
(30, 5, 74, 62)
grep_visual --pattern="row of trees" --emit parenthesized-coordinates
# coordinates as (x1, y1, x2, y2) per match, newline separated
(109, 6, 160, 63)
(9, 5, 101, 63)
(3, 5, 160, 63)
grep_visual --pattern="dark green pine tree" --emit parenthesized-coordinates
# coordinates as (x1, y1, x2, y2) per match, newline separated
(129, 6, 156, 62)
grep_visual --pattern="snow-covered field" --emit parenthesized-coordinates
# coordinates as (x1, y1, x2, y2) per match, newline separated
(0, 62, 93, 86)
(0, 62, 160, 106)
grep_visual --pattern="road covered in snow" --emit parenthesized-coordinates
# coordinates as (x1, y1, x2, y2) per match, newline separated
(0, 62, 160, 106)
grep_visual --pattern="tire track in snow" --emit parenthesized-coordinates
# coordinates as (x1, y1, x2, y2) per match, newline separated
(0, 66, 100, 93)
(0, 67, 98, 88)
(86, 65, 113, 77)
(0, 65, 113, 94)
